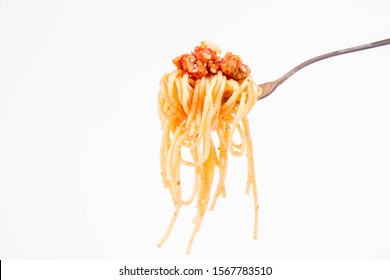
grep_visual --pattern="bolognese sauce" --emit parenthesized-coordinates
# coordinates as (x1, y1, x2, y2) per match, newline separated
(173, 42, 251, 80)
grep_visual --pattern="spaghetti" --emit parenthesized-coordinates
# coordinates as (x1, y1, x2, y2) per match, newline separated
(157, 41, 261, 253)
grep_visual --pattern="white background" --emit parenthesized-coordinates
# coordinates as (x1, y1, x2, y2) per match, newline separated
(0, 0, 389, 260)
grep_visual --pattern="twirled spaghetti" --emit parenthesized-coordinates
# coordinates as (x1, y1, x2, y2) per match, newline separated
(157, 41, 261, 253)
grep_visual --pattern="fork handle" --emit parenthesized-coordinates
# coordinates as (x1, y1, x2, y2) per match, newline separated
(257, 38, 390, 100)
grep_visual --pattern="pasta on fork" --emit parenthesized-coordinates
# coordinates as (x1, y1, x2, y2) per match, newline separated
(157, 41, 261, 254)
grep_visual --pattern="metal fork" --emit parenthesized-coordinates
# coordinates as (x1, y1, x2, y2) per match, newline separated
(257, 38, 390, 101)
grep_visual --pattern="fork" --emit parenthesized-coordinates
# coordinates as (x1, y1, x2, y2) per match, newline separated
(257, 38, 390, 101)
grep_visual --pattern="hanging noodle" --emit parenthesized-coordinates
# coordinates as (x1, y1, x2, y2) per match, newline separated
(157, 41, 261, 254)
